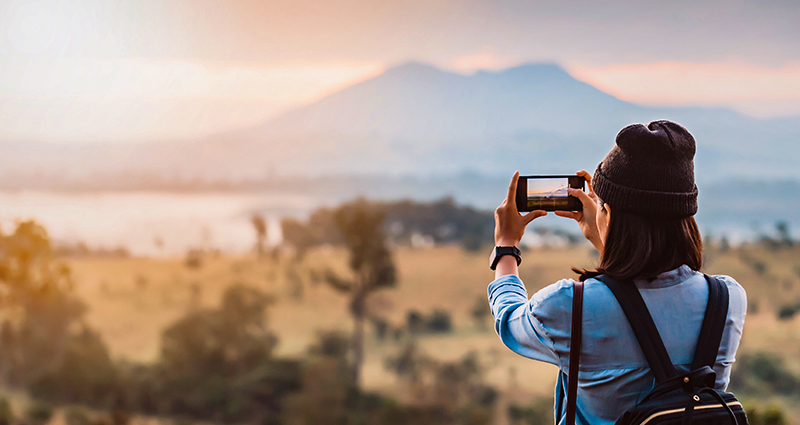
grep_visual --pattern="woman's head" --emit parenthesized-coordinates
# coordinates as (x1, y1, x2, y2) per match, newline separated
(578, 120, 703, 281)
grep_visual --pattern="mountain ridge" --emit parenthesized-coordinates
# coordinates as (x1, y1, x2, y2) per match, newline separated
(1, 61, 799, 186)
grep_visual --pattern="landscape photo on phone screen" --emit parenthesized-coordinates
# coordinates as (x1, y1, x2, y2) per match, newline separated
(526, 178, 569, 198)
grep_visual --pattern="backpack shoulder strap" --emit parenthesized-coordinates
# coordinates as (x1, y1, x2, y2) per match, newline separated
(565, 281, 583, 425)
(690, 275, 730, 370)
(596, 275, 677, 383)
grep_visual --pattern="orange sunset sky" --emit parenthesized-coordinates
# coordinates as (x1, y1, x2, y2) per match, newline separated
(1, 0, 799, 143)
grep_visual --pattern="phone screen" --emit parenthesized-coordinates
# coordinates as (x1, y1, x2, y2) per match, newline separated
(526, 177, 570, 209)
(516, 175, 584, 212)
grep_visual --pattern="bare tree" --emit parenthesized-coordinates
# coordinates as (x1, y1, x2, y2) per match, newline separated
(251, 215, 267, 257)
(324, 200, 396, 386)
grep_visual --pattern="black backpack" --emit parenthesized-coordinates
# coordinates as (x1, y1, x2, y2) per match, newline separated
(592, 274, 747, 424)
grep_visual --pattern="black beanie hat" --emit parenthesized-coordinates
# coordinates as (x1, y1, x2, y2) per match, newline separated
(592, 120, 698, 218)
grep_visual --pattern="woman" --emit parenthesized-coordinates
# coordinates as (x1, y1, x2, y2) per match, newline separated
(488, 120, 746, 423)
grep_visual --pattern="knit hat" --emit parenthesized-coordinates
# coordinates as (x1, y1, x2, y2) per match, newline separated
(592, 120, 698, 217)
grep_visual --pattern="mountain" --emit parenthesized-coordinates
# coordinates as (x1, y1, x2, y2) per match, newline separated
(2, 61, 799, 188)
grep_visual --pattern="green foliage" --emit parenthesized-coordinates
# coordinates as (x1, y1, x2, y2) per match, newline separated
(25, 402, 52, 425)
(370, 316, 389, 340)
(64, 408, 92, 425)
(0, 398, 13, 425)
(746, 403, 787, 425)
(319, 199, 398, 385)
(470, 296, 489, 329)
(29, 328, 117, 405)
(384, 198, 493, 250)
(155, 284, 294, 422)
(426, 310, 452, 333)
(282, 198, 494, 252)
(731, 352, 799, 395)
(508, 397, 553, 425)
(776, 302, 800, 320)
(405, 309, 453, 334)
(755, 222, 794, 251)
(0, 220, 118, 412)
(384, 341, 433, 385)
(385, 343, 497, 425)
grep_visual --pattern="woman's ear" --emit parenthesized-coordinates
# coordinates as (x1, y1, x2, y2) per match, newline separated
(605, 203, 611, 217)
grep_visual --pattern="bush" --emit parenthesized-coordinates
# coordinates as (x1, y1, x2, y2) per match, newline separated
(776, 303, 799, 320)
(731, 352, 799, 395)
(29, 328, 117, 405)
(64, 408, 92, 425)
(406, 310, 425, 333)
(405, 309, 453, 334)
(25, 403, 52, 425)
(746, 403, 787, 425)
(751, 261, 767, 275)
(426, 310, 452, 333)
(0, 398, 13, 425)
(508, 398, 552, 425)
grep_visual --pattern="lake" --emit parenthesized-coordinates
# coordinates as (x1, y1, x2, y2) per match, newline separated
(0, 187, 794, 256)
(0, 190, 324, 256)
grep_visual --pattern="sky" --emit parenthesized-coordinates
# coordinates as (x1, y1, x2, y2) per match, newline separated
(1, 0, 799, 143)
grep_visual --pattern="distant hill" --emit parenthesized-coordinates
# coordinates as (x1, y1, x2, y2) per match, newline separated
(1, 61, 799, 188)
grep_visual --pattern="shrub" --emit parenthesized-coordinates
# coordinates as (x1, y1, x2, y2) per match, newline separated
(746, 403, 787, 425)
(0, 398, 13, 425)
(508, 398, 552, 425)
(776, 303, 799, 320)
(29, 328, 118, 405)
(731, 352, 799, 395)
(64, 408, 92, 425)
(25, 403, 52, 425)
(406, 310, 425, 333)
(426, 310, 452, 333)
(405, 309, 453, 334)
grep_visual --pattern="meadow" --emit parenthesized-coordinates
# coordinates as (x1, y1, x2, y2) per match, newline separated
(61, 241, 800, 423)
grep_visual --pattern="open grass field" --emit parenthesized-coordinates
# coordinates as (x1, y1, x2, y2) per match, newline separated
(65, 242, 800, 421)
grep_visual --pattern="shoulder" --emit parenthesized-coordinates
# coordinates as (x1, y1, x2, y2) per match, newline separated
(531, 278, 574, 305)
(530, 277, 619, 320)
(709, 274, 747, 318)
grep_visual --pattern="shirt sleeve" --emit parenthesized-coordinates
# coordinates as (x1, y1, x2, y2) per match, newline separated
(487, 274, 562, 366)
(713, 275, 748, 391)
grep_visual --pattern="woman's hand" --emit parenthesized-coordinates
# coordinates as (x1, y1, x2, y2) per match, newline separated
(555, 170, 603, 252)
(494, 171, 546, 247)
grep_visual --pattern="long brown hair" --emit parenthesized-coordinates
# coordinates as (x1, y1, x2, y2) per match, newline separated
(574, 207, 703, 282)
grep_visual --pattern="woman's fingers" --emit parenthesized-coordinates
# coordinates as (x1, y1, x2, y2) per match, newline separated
(506, 171, 520, 209)
(576, 170, 594, 194)
(523, 210, 547, 224)
(554, 210, 580, 221)
(568, 187, 594, 208)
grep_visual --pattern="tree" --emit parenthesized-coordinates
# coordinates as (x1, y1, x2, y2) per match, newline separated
(251, 215, 268, 257)
(323, 200, 397, 386)
(0, 221, 103, 387)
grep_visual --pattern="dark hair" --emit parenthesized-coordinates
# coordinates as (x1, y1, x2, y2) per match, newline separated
(574, 207, 703, 282)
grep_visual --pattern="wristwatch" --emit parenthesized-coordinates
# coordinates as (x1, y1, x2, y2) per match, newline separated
(489, 246, 522, 270)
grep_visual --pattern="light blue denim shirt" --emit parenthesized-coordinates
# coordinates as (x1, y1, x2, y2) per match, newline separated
(487, 265, 747, 424)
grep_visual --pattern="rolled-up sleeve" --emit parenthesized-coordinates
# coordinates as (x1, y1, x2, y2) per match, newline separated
(488, 274, 561, 366)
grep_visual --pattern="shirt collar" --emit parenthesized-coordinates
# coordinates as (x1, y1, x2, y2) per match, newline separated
(633, 264, 698, 288)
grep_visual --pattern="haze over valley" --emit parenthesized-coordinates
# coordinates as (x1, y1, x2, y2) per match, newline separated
(1, 61, 798, 253)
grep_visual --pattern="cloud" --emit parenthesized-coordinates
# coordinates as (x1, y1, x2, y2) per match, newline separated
(0, 57, 384, 142)
(568, 61, 800, 117)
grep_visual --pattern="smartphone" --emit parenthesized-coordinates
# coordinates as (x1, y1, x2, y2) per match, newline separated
(515, 175, 586, 212)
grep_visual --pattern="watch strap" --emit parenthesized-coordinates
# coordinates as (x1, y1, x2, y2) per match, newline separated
(490, 246, 521, 270)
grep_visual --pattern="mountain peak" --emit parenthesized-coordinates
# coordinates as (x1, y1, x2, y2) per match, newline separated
(481, 62, 571, 80)
(382, 61, 447, 77)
